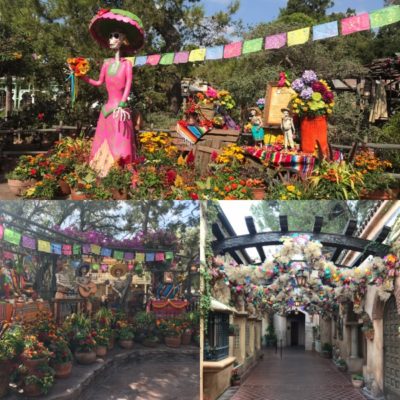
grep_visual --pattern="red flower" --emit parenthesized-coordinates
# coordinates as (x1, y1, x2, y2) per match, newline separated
(166, 169, 177, 185)
(30, 168, 37, 175)
(228, 176, 235, 181)
(224, 186, 231, 193)
(186, 150, 195, 165)
(97, 8, 110, 16)
(54, 165, 66, 176)
(231, 183, 238, 190)
(38, 113, 44, 121)
(211, 151, 218, 162)
(189, 192, 199, 200)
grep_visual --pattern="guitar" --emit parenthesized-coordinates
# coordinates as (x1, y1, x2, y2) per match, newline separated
(77, 282, 97, 298)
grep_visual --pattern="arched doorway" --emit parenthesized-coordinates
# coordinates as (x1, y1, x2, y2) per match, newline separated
(383, 296, 400, 400)
(287, 311, 305, 348)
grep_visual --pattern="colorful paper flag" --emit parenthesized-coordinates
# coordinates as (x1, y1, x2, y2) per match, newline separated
(101, 247, 112, 257)
(189, 48, 206, 62)
(265, 33, 287, 49)
(4, 229, 21, 246)
(51, 243, 62, 255)
(174, 51, 189, 64)
(73, 244, 81, 255)
(0, 225, 3, 240)
(159, 53, 175, 65)
(146, 253, 155, 262)
(136, 252, 145, 262)
(125, 57, 135, 65)
(3, 251, 14, 259)
(113, 250, 124, 260)
(90, 244, 101, 255)
(206, 46, 224, 60)
(165, 251, 174, 260)
(223, 41, 243, 59)
(62, 244, 72, 256)
(146, 54, 161, 66)
(370, 6, 400, 29)
(82, 244, 91, 254)
(242, 38, 263, 54)
(124, 252, 135, 260)
(287, 27, 310, 46)
(38, 240, 51, 253)
(135, 56, 148, 66)
(341, 13, 371, 35)
(155, 252, 165, 261)
(22, 235, 36, 250)
(313, 21, 339, 40)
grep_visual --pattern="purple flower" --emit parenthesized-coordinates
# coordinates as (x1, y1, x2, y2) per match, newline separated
(291, 78, 305, 93)
(302, 70, 318, 85)
(300, 87, 313, 100)
(323, 91, 334, 103)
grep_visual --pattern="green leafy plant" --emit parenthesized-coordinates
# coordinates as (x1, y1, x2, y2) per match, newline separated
(49, 336, 73, 365)
(352, 374, 364, 381)
(102, 165, 132, 190)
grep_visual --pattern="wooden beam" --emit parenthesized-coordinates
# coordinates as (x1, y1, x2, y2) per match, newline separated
(313, 216, 324, 234)
(279, 215, 288, 233)
(331, 219, 357, 262)
(245, 216, 257, 234)
(211, 223, 225, 241)
(229, 251, 243, 265)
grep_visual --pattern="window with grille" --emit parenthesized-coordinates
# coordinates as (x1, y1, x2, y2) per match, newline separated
(204, 312, 229, 361)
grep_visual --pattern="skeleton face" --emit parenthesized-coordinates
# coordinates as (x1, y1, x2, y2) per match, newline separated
(283, 110, 290, 117)
(109, 32, 126, 50)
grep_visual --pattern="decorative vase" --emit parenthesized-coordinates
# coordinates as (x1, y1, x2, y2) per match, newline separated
(0, 361, 11, 398)
(300, 115, 328, 156)
(23, 382, 43, 397)
(111, 188, 128, 200)
(52, 361, 72, 379)
(74, 351, 96, 365)
(165, 336, 181, 348)
(58, 179, 71, 195)
(119, 339, 134, 349)
(7, 179, 36, 196)
(96, 345, 108, 357)
(250, 187, 266, 200)
(352, 379, 363, 388)
(181, 331, 192, 345)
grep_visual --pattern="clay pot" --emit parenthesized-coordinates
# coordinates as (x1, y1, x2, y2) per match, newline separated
(52, 361, 72, 379)
(352, 379, 363, 388)
(74, 351, 96, 365)
(250, 187, 266, 200)
(165, 336, 181, 348)
(23, 382, 43, 397)
(119, 340, 134, 349)
(181, 331, 192, 345)
(0, 361, 11, 398)
(58, 179, 71, 195)
(111, 188, 128, 200)
(96, 345, 108, 357)
(7, 179, 36, 196)
(142, 338, 158, 348)
(70, 189, 90, 201)
(22, 357, 48, 373)
(360, 188, 399, 200)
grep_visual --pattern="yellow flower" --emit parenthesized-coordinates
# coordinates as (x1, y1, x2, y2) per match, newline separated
(280, 195, 288, 200)
(177, 155, 185, 166)
(286, 185, 296, 192)
(174, 175, 184, 187)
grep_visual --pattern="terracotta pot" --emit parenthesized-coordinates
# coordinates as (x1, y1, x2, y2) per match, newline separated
(352, 379, 363, 388)
(360, 188, 399, 200)
(119, 339, 134, 349)
(111, 188, 129, 200)
(70, 189, 90, 200)
(74, 351, 96, 365)
(165, 336, 181, 348)
(96, 345, 108, 357)
(0, 361, 11, 398)
(22, 357, 48, 373)
(142, 338, 158, 348)
(300, 115, 328, 156)
(52, 361, 72, 379)
(7, 179, 36, 196)
(181, 331, 192, 345)
(23, 382, 43, 397)
(250, 187, 266, 200)
(58, 179, 71, 195)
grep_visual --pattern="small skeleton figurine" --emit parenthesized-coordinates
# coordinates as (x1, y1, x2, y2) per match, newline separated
(249, 107, 264, 147)
(280, 108, 295, 150)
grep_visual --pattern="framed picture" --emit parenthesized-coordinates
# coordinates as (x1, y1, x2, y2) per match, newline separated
(163, 271, 173, 283)
(264, 82, 296, 126)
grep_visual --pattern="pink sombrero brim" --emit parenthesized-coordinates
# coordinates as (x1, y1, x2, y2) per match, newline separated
(89, 12, 145, 53)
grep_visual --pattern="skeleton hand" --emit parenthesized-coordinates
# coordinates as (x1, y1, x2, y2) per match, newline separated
(113, 107, 131, 122)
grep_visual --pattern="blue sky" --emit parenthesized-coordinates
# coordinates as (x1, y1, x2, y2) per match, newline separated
(202, 0, 385, 25)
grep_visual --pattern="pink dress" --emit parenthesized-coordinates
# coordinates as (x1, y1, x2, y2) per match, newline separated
(83, 58, 136, 177)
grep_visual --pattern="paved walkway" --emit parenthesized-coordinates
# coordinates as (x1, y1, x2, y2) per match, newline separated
(223, 348, 365, 400)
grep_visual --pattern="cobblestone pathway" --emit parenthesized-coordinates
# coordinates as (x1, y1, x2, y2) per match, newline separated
(80, 353, 199, 400)
(226, 348, 366, 400)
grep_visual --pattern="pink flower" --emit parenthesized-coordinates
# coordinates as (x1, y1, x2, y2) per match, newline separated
(206, 87, 218, 99)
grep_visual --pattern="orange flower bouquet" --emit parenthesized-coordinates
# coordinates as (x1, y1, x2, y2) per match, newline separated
(66, 57, 90, 106)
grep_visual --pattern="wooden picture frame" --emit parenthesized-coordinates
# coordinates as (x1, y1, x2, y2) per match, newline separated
(164, 271, 173, 284)
(264, 82, 296, 127)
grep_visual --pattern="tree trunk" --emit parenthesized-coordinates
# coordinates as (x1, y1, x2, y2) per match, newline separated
(5, 75, 13, 119)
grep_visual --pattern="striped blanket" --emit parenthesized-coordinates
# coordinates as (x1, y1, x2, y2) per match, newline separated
(176, 121, 208, 144)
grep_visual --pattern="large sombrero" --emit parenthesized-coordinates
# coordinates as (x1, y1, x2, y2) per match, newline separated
(89, 8, 145, 53)
(110, 263, 127, 278)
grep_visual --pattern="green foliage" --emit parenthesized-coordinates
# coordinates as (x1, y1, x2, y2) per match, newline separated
(322, 342, 332, 352)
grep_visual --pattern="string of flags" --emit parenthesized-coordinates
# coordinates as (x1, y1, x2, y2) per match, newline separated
(125, 5, 400, 68)
(0, 225, 174, 262)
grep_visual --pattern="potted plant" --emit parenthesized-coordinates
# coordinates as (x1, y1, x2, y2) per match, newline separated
(321, 342, 332, 359)
(102, 165, 132, 199)
(115, 321, 135, 349)
(24, 176, 59, 199)
(49, 336, 73, 379)
(351, 374, 364, 388)
(264, 324, 277, 347)
(228, 324, 236, 337)
(94, 328, 111, 357)
(361, 322, 374, 341)
(336, 358, 347, 372)
(21, 336, 54, 373)
(161, 319, 182, 348)
(73, 331, 97, 365)
(134, 311, 156, 343)
(21, 365, 55, 397)
(6, 168, 37, 196)
(231, 369, 241, 387)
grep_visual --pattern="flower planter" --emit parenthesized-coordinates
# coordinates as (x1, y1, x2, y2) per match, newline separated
(111, 188, 129, 200)
(199, 104, 215, 120)
(0, 361, 11, 398)
(96, 345, 108, 357)
(52, 361, 72, 379)
(7, 179, 36, 196)
(250, 187, 266, 200)
(22, 357, 48, 373)
(352, 379, 363, 388)
(231, 378, 241, 387)
(165, 336, 181, 348)
(119, 339, 134, 349)
(300, 115, 328, 156)
(360, 188, 399, 200)
(70, 189, 91, 200)
(58, 179, 71, 195)
(23, 382, 43, 397)
(181, 331, 192, 345)
(142, 338, 158, 348)
(74, 351, 96, 365)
